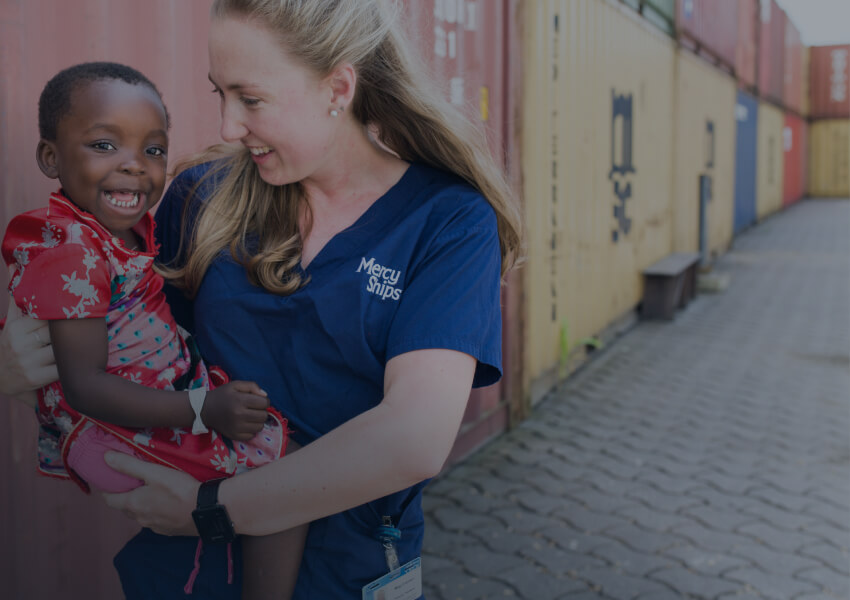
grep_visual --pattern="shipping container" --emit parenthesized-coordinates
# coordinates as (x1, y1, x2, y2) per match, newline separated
(672, 50, 736, 258)
(757, 0, 785, 106)
(782, 17, 803, 114)
(734, 91, 759, 233)
(675, 0, 738, 71)
(401, 0, 523, 459)
(782, 113, 808, 206)
(0, 2, 220, 598)
(809, 45, 850, 119)
(756, 101, 785, 219)
(735, 0, 758, 91)
(809, 120, 850, 197)
(619, 0, 676, 36)
(522, 0, 676, 402)
(801, 46, 811, 117)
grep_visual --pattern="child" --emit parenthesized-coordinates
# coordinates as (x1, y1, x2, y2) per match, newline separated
(2, 62, 305, 599)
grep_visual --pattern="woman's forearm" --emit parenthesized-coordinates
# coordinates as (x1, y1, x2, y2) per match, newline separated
(220, 349, 475, 536)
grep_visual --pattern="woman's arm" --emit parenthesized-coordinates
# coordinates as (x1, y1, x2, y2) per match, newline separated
(49, 318, 273, 440)
(103, 348, 475, 536)
(0, 297, 57, 400)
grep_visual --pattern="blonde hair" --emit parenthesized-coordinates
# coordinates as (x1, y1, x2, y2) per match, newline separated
(166, 0, 522, 297)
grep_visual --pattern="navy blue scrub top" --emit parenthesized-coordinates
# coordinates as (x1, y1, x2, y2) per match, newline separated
(131, 161, 502, 598)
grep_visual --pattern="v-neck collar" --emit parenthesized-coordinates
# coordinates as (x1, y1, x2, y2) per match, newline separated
(299, 163, 427, 273)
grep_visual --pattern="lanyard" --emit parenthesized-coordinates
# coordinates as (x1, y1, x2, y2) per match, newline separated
(376, 515, 401, 572)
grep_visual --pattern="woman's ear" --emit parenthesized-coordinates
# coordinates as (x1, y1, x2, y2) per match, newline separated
(326, 63, 357, 110)
(36, 140, 60, 179)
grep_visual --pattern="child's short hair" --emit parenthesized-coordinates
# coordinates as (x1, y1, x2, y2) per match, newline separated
(38, 61, 171, 141)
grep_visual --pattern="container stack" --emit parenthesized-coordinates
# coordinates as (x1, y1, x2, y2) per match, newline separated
(808, 44, 850, 197)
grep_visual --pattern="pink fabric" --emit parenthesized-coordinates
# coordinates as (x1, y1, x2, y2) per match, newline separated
(65, 425, 144, 493)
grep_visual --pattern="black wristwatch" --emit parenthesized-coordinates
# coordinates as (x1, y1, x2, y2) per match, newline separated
(192, 478, 236, 544)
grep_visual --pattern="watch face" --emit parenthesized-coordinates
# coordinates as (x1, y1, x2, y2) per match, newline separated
(193, 506, 236, 544)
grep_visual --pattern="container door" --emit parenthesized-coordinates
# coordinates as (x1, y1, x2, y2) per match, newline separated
(734, 90, 758, 233)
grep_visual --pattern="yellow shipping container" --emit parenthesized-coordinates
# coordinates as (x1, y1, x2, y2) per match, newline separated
(756, 102, 785, 220)
(522, 0, 675, 400)
(672, 50, 736, 258)
(809, 120, 850, 197)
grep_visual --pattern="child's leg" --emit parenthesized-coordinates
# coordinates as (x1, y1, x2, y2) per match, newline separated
(241, 438, 308, 600)
(241, 525, 309, 600)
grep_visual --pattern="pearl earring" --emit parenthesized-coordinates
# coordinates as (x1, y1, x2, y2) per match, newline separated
(330, 109, 339, 117)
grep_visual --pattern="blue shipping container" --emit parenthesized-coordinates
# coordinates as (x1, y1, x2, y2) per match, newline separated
(734, 90, 758, 234)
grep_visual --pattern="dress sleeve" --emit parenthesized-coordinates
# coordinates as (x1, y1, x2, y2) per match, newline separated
(385, 202, 503, 388)
(3, 215, 111, 320)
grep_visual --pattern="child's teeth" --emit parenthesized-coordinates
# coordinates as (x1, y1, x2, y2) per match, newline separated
(107, 192, 140, 208)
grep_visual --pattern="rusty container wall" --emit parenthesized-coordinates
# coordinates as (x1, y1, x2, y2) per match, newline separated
(736, 0, 758, 91)
(782, 113, 808, 206)
(809, 45, 850, 119)
(672, 50, 736, 257)
(809, 120, 850, 197)
(758, 0, 785, 106)
(783, 17, 803, 115)
(400, 0, 518, 461)
(0, 1, 219, 598)
(522, 0, 676, 402)
(675, 0, 738, 71)
(756, 101, 785, 219)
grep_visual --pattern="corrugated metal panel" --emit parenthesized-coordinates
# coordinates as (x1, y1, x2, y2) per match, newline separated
(734, 91, 759, 233)
(675, 0, 738, 70)
(783, 18, 803, 114)
(735, 0, 758, 91)
(522, 0, 676, 398)
(401, 0, 518, 459)
(809, 120, 850, 196)
(756, 101, 785, 219)
(757, 0, 785, 106)
(809, 45, 850, 119)
(0, 2, 218, 598)
(620, 0, 675, 35)
(672, 50, 736, 257)
(782, 113, 807, 206)
(801, 46, 811, 117)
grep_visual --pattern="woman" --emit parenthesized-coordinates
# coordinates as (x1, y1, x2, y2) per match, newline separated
(1, 0, 521, 597)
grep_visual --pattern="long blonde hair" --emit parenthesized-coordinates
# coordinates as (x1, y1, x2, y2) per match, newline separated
(166, 0, 522, 297)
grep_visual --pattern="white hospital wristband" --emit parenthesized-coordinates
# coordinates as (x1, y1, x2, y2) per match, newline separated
(188, 388, 209, 435)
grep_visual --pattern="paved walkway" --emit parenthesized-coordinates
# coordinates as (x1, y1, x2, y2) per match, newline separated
(422, 199, 850, 600)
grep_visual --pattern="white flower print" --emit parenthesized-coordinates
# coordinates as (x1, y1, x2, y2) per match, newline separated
(13, 248, 29, 267)
(210, 451, 237, 474)
(42, 386, 62, 409)
(65, 223, 84, 245)
(170, 428, 187, 446)
(157, 368, 177, 384)
(42, 222, 61, 247)
(133, 429, 155, 447)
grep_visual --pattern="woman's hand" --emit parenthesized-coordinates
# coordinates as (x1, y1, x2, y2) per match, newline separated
(102, 452, 201, 537)
(0, 293, 58, 396)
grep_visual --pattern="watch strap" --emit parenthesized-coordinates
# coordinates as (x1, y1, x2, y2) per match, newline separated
(197, 478, 225, 509)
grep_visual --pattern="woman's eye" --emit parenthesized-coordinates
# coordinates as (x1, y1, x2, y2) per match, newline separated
(91, 141, 116, 151)
(241, 96, 260, 106)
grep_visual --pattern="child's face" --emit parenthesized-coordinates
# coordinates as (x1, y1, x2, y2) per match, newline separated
(37, 79, 168, 237)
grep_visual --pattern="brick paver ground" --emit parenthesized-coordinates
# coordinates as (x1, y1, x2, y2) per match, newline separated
(422, 199, 850, 600)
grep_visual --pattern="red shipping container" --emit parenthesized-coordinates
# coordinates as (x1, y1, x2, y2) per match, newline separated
(736, 0, 758, 90)
(783, 113, 808, 206)
(783, 17, 803, 114)
(758, 0, 786, 106)
(676, 0, 738, 70)
(809, 45, 850, 119)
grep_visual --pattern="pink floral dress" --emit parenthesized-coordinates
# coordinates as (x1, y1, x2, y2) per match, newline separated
(2, 191, 287, 493)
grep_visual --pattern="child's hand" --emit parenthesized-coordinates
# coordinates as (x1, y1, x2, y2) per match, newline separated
(201, 381, 270, 441)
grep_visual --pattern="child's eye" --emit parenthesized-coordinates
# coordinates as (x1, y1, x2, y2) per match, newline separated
(146, 146, 167, 158)
(91, 141, 116, 151)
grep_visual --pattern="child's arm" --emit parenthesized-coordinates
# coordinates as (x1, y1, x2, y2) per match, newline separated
(48, 317, 270, 440)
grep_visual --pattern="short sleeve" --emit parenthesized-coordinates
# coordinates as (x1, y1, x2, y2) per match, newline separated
(3, 216, 111, 320)
(385, 204, 503, 388)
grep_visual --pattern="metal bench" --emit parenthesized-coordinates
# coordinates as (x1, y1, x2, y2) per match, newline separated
(641, 252, 701, 320)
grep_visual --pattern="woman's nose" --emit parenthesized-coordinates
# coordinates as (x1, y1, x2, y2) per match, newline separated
(220, 101, 248, 143)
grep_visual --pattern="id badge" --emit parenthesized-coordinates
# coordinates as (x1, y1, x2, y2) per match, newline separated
(362, 557, 422, 600)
